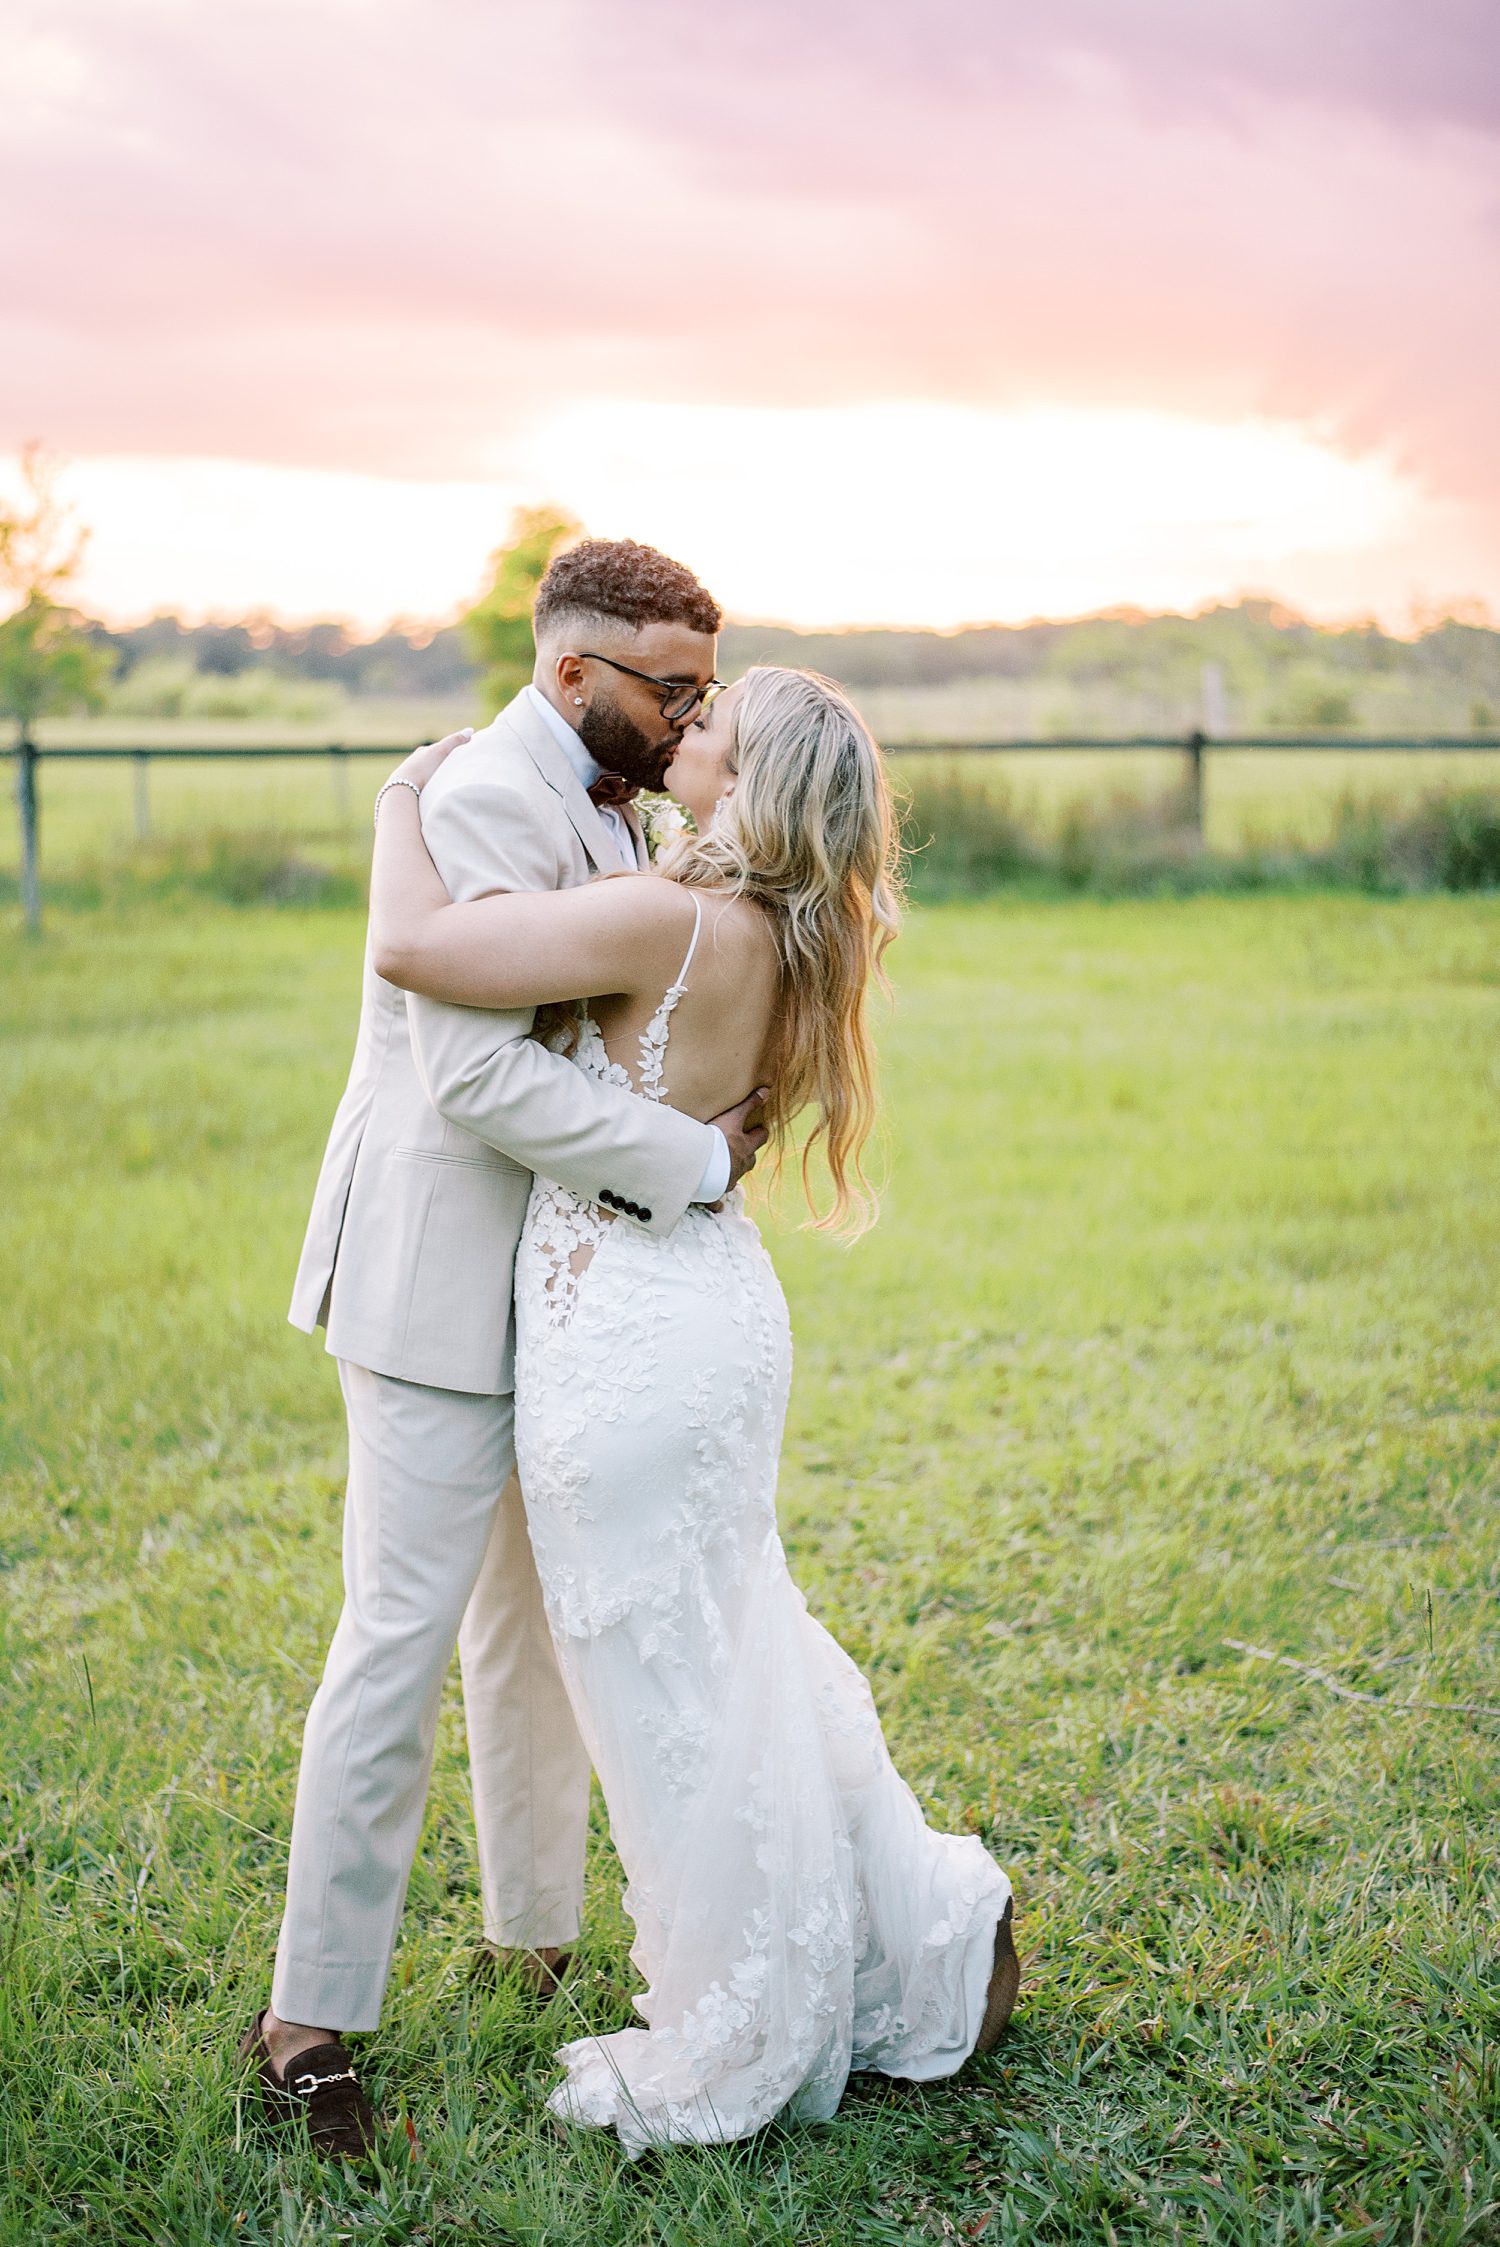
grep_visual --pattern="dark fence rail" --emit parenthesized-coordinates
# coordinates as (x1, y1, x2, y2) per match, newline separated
(7, 732, 1500, 934)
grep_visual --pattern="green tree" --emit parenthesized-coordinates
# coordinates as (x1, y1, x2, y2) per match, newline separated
(462, 504, 581, 712)
(0, 445, 113, 739)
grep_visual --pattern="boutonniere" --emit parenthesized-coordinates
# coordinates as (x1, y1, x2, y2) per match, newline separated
(640, 798, 690, 862)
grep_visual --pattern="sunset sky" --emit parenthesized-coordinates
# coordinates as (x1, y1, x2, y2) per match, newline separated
(3, 0, 1497, 632)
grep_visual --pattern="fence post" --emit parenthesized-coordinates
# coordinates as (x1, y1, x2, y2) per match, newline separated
(1199, 660, 1228, 741)
(1184, 728, 1206, 845)
(17, 736, 41, 935)
(133, 750, 151, 842)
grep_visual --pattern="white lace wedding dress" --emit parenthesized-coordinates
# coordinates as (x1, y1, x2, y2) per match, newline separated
(512, 895, 1010, 2152)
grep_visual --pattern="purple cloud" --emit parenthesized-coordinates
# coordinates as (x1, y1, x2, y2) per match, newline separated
(604, 0, 1500, 138)
(0, 0, 1494, 540)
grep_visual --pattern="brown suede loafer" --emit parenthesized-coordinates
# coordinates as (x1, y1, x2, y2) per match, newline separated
(971, 1897, 1021, 2058)
(238, 2012, 378, 2160)
(469, 1941, 575, 2002)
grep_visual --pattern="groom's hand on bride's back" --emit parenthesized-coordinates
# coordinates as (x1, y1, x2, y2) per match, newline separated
(712, 1086, 771, 1196)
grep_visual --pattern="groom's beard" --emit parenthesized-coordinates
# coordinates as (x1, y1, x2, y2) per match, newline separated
(580, 689, 681, 792)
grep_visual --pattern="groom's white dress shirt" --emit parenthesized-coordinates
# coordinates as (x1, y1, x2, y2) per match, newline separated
(523, 684, 731, 1205)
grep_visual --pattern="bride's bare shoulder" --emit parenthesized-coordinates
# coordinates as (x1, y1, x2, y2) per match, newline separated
(695, 889, 779, 970)
(608, 877, 775, 971)
(591, 871, 709, 953)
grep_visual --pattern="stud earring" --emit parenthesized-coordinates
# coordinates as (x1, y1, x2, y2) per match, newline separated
(573, 696, 584, 706)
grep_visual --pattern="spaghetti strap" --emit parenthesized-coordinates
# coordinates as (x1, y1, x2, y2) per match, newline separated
(634, 891, 704, 1103)
(672, 891, 704, 994)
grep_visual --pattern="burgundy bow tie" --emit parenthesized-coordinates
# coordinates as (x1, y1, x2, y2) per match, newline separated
(587, 772, 640, 812)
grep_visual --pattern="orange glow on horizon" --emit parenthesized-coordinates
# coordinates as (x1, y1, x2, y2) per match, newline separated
(2, 402, 1484, 637)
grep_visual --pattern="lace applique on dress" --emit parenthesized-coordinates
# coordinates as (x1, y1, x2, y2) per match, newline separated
(510, 882, 1011, 2153)
(524, 895, 704, 1333)
(635, 892, 702, 1105)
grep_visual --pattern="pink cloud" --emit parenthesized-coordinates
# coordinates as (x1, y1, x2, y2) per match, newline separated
(0, 0, 1495, 580)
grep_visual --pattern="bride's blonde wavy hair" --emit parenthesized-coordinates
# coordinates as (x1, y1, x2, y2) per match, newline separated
(661, 666, 903, 1237)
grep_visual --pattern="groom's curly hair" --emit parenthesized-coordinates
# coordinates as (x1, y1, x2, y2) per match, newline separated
(533, 537, 722, 639)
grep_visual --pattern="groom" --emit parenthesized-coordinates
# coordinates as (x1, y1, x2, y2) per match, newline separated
(244, 538, 768, 2155)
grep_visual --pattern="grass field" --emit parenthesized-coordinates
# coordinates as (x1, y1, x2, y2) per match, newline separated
(2, 890, 1498, 2244)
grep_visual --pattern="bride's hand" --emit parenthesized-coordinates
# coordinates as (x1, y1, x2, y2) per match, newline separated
(388, 726, 474, 792)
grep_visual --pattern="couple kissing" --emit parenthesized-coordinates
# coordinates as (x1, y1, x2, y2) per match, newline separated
(241, 535, 1017, 2157)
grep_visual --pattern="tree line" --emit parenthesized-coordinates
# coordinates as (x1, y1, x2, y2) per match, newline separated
(6, 467, 1499, 741)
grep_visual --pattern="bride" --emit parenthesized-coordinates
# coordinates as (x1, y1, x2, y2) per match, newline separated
(368, 665, 1016, 2152)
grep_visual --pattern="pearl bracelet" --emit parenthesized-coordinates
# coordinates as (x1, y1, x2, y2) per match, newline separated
(373, 776, 422, 831)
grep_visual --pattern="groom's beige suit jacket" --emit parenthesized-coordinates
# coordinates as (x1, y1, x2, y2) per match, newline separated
(288, 689, 714, 1396)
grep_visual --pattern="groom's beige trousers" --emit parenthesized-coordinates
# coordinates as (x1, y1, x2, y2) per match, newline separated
(271, 1361, 592, 2032)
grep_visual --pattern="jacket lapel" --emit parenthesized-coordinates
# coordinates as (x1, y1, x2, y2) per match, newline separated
(491, 691, 617, 875)
(622, 805, 651, 871)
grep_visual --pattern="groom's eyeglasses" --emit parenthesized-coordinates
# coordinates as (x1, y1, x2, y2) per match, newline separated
(569, 652, 724, 727)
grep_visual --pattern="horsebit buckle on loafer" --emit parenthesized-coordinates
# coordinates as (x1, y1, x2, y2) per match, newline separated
(291, 2068, 358, 2097)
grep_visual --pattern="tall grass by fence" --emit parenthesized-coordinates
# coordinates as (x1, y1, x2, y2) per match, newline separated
(905, 767, 1500, 898)
(7, 730, 1500, 930)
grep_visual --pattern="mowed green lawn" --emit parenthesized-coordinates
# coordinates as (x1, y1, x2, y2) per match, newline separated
(1, 893, 1497, 2246)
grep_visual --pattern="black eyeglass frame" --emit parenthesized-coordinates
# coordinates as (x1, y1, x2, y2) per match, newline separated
(568, 651, 724, 727)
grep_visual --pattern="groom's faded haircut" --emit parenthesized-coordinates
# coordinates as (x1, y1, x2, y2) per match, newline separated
(533, 537, 722, 643)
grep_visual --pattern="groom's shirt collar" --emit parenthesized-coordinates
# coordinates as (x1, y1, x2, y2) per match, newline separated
(524, 684, 603, 792)
(522, 682, 635, 876)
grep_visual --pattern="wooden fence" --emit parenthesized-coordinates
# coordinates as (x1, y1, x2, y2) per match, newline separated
(7, 731, 1500, 933)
